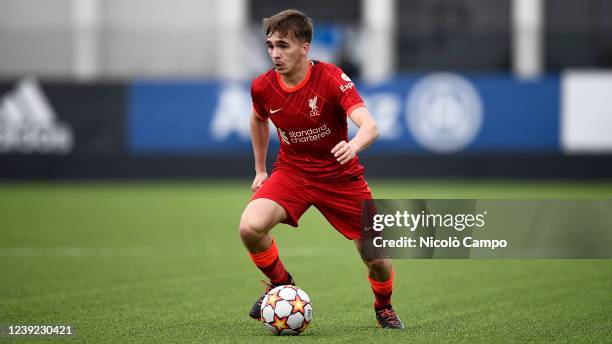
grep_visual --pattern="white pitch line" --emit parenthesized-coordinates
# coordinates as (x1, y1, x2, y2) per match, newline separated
(0, 247, 153, 257)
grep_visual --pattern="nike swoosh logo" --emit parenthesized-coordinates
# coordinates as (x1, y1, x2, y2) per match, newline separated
(270, 108, 282, 114)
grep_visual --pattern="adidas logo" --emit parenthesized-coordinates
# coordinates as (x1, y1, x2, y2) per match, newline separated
(0, 78, 73, 154)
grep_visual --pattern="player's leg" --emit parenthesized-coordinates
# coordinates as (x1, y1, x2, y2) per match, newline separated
(354, 240, 404, 329)
(240, 169, 311, 320)
(240, 198, 296, 319)
(239, 198, 292, 284)
(311, 176, 404, 328)
(353, 240, 394, 303)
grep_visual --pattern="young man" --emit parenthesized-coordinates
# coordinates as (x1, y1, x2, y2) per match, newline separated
(239, 9, 404, 329)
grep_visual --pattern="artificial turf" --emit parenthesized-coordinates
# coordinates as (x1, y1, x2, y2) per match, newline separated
(0, 181, 611, 343)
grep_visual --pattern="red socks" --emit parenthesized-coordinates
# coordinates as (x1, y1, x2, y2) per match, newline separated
(250, 238, 393, 309)
(248, 238, 290, 285)
(368, 269, 394, 309)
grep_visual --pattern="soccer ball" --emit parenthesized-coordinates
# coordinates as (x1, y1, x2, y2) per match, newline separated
(260, 285, 312, 336)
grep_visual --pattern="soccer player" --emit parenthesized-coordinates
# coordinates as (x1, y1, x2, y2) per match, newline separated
(239, 9, 404, 329)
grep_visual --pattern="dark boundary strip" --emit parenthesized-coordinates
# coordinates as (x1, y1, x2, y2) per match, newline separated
(1, 154, 612, 180)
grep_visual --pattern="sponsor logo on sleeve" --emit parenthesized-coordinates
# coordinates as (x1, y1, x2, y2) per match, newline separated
(339, 73, 355, 93)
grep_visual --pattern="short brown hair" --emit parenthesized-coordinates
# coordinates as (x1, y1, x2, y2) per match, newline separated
(262, 9, 313, 43)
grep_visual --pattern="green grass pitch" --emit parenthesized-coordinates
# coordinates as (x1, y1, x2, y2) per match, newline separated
(1, 180, 611, 343)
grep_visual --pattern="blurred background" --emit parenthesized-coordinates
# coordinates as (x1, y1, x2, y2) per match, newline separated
(0, 0, 611, 179)
(1, 2, 611, 340)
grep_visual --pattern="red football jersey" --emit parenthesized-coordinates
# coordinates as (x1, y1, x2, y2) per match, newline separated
(251, 60, 366, 181)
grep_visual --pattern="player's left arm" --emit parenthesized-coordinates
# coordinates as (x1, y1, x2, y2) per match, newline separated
(332, 107, 379, 165)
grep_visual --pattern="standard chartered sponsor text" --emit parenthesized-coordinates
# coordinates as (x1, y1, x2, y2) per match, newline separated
(288, 124, 331, 143)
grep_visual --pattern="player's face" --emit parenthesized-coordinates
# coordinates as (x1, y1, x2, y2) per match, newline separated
(266, 32, 309, 76)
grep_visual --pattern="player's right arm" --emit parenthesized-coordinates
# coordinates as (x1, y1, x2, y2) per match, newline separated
(250, 109, 269, 192)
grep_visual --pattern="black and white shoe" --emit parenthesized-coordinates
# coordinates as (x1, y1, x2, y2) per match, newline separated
(375, 306, 405, 329)
(248, 274, 295, 320)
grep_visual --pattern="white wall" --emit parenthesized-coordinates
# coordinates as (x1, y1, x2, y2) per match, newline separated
(0, 0, 73, 77)
(562, 71, 612, 153)
(0, 0, 247, 79)
(100, 0, 216, 78)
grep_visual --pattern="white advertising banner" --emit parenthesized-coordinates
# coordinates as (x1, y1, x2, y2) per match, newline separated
(562, 70, 612, 153)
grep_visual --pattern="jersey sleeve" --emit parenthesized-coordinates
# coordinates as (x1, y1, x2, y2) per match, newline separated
(327, 64, 366, 117)
(250, 81, 268, 120)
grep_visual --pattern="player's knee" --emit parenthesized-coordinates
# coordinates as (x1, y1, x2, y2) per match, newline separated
(364, 258, 392, 273)
(238, 217, 267, 243)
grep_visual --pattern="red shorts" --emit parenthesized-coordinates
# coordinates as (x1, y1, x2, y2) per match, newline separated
(251, 167, 372, 240)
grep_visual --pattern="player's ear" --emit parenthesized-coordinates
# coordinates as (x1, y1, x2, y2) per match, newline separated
(301, 42, 310, 55)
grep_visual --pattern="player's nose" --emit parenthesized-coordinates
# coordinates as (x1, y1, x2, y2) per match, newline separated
(271, 48, 281, 59)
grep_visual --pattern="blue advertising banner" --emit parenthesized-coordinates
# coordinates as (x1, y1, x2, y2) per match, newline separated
(128, 73, 560, 155)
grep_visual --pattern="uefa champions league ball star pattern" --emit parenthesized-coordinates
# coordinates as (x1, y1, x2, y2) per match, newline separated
(260, 285, 312, 336)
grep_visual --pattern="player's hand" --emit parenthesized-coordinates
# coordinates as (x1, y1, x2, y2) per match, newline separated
(251, 172, 269, 192)
(331, 141, 358, 165)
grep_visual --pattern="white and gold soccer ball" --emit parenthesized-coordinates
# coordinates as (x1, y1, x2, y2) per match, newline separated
(260, 285, 312, 336)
